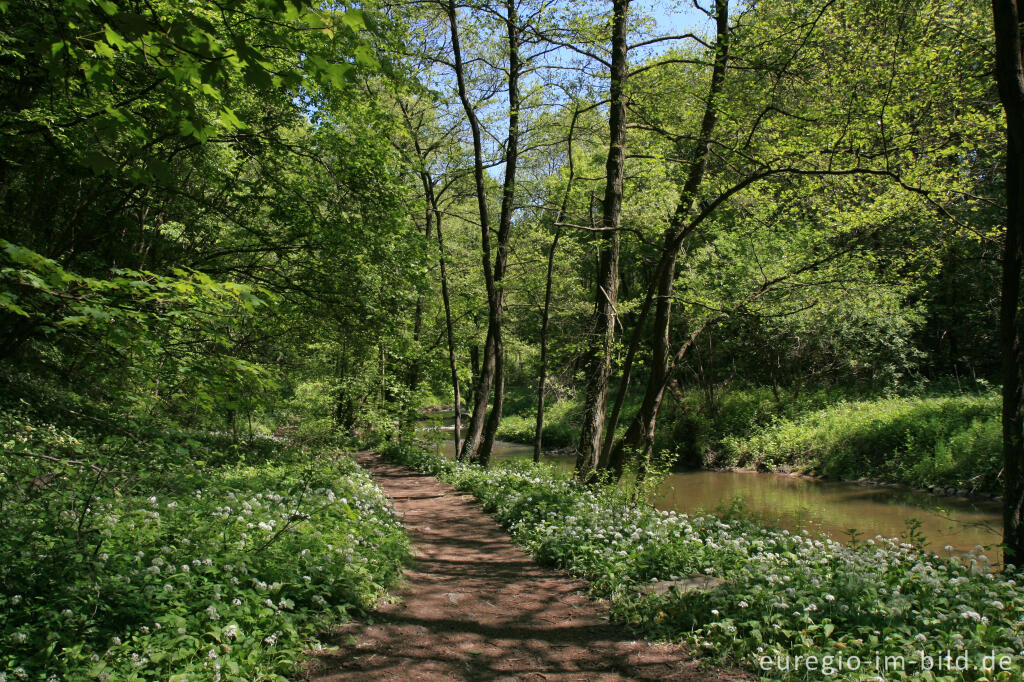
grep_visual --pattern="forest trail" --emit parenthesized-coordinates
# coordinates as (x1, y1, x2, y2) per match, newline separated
(309, 453, 747, 681)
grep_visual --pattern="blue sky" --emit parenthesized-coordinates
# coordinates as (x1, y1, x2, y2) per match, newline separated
(634, 0, 715, 48)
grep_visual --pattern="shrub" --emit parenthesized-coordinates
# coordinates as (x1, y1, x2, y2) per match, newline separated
(493, 386, 852, 464)
(496, 399, 580, 449)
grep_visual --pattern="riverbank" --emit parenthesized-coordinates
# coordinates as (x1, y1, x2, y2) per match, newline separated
(383, 440, 1024, 681)
(453, 388, 1004, 497)
(717, 393, 1002, 496)
(422, 426, 1003, 558)
(700, 465, 1002, 503)
(428, 409, 1001, 506)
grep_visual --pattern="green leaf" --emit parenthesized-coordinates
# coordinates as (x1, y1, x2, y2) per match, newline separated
(354, 45, 377, 68)
(341, 10, 366, 32)
(218, 107, 246, 131)
(104, 24, 128, 49)
(93, 40, 115, 59)
(0, 292, 28, 316)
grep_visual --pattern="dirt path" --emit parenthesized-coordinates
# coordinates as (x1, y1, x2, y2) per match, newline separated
(309, 453, 747, 681)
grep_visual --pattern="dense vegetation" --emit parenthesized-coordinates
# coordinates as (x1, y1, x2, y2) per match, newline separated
(720, 394, 1002, 492)
(0, 0, 415, 678)
(1, 390, 407, 679)
(495, 387, 1004, 494)
(3, 0, 1024, 678)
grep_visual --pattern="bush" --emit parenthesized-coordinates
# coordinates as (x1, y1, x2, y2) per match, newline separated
(496, 399, 580, 449)
(656, 386, 860, 465)
(493, 386, 853, 464)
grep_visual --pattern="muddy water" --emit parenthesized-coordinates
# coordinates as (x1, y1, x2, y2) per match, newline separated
(655, 470, 1001, 559)
(422, 422, 1003, 560)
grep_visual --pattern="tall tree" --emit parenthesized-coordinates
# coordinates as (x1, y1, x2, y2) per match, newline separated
(992, 0, 1024, 563)
(442, 0, 525, 465)
(605, 0, 731, 474)
(478, 0, 524, 466)
(446, 0, 499, 461)
(575, 0, 630, 476)
(535, 106, 581, 461)
(395, 94, 468, 454)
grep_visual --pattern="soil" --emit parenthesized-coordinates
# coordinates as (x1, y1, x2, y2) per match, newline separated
(307, 453, 750, 681)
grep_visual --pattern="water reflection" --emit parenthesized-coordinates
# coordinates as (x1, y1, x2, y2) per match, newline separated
(656, 470, 1001, 559)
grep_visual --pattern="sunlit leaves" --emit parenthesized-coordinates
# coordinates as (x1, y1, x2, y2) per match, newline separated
(0, 239, 278, 417)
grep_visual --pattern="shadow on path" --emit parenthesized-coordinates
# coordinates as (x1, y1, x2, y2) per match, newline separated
(307, 453, 750, 681)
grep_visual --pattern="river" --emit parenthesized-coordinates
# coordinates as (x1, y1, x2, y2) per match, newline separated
(419, 421, 1003, 562)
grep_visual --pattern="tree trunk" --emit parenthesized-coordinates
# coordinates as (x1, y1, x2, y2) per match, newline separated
(407, 214, 431, 391)
(447, 0, 497, 462)
(534, 226, 560, 462)
(478, 0, 522, 467)
(601, 268, 658, 466)
(992, 0, 1024, 564)
(535, 107, 581, 462)
(609, 318, 716, 475)
(608, 0, 730, 476)
(463, 329, 495, 460)
(426, 176, 462, 457)
(469, 343, 481, 410)
(398, 95, 463, 456)
(408, 296, 423, 390)
(610, 236, 680, 474)
(575, 0, 629, 477)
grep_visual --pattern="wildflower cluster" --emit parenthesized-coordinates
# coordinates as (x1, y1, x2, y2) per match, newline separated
(385, 443, 1023, 681)
(1, 413, 408, 680)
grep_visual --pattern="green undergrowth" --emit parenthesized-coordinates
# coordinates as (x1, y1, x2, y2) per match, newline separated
(719, 393, 1001, 493)
(495, 398, 580, 449)
(0, 406, 409, 681)
(383, 440, 1023, 681)
(492, 385, 863, 461)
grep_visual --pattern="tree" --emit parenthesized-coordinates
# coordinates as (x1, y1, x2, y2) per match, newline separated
(575, 0, 630, 476)
(442, 0, 525, 465)
(991, 0, 1024, 563)
(534, 106, 582, 461)
(598, 0, 998, 477)
(604, 0, 731, 474)
(393, 91, 471, 454)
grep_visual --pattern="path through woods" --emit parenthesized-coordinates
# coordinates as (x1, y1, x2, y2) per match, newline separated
(309, 453, 748, 681)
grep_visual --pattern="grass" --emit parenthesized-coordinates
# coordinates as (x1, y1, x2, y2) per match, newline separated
(719, 393, 1001, 493)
